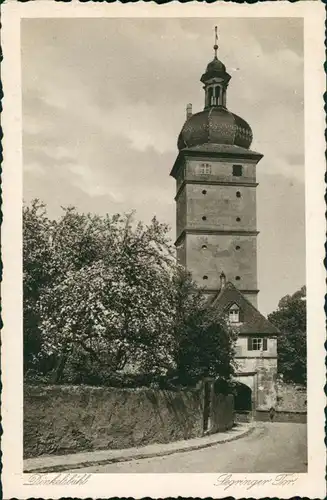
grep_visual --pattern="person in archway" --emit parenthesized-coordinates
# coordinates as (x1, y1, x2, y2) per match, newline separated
(269, 406, 276, 422)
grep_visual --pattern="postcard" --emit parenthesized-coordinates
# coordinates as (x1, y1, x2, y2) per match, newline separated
(1, 1, 325, 498)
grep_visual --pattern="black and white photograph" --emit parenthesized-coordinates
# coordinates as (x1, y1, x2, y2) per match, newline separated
(1, 2, 325, 499)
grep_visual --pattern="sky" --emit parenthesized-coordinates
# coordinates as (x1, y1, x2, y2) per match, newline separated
(21, 17, 305, 315)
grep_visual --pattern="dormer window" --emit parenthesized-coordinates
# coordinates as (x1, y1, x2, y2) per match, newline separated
(229, 303, 240, 323)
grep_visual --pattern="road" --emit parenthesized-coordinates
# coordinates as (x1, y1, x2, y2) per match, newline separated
(74, 422, 307, 473)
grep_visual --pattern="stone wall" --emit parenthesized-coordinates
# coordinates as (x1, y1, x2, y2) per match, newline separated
(235, 357, 278, 410)
(186, 158, 257, 184)
(185, 232, 258, 300)
(276, 382, 307, 411)
(185, 183, 257, 231)
(209, 392, 234, 433)
(24, 384, 234, 459)
(256, 410, 307, 423)
(176, 187, 187, 237)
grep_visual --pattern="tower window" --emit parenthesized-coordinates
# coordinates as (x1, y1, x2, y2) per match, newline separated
(201, 244, 207, 250)
(199, 163, 211, 174)
(203, 275, 208, 280)
(202, 189, 207, 195)
(236, 245, 241, 250)
(208, 87, 213, 106)
(236, 191, 241, 198)
(202, 216, 207, 221)
(235, 276, 241, 281)
(233, 165, 243, 177)
(236, 217, 241, 222)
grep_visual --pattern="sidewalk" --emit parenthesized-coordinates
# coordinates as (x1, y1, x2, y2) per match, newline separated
(24, 422, 254, 473)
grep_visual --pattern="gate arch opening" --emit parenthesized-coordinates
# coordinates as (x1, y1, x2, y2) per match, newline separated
(233, 382, 252, 411)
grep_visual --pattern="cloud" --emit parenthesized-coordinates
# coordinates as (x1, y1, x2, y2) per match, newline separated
(24, 161, 46, 176)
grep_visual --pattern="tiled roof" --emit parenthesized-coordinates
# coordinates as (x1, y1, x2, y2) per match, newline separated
(211, 282, 279, 336)
(177, 107, 253, 151)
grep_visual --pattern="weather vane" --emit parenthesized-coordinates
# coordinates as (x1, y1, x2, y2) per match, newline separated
(214, 26, 218, 58)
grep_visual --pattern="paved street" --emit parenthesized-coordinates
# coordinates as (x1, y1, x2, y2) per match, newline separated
(73, 423, 307, 473)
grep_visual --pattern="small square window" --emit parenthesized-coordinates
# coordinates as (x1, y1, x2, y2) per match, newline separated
(233, 165, 243, 177)
(199, 163, 212, 174)
(252, 338, 262, 350)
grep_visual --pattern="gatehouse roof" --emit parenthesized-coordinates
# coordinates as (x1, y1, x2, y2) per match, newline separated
(211, 281, 280, 336)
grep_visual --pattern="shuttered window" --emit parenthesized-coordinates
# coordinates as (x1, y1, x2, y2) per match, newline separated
(247, 337, 268, 351)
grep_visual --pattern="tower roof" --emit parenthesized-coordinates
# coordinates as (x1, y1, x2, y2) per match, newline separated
(177, 107, 253, 151)
(211, 282, 280, 336)
(200, 56, 230, 84)
(177, 26, 253, 153)
(200, 25, 230, 84)
(206, 57, 226, 74)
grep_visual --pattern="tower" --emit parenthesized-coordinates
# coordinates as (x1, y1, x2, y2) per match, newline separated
(170, 28, 279, 412)
(170, 27, 263, 308)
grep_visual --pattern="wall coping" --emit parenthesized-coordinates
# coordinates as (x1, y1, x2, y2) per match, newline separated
(256, 409, 307, 414)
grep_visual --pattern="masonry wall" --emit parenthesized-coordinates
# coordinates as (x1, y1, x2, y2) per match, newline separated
(234, 357, 278, 410)
(186, 158, 257, 184)
(235, 336, 277, 358)
(209, 392, 235, 433)
(255, 410, 307, 423)
(185, 183, 257, 231)
(255, 383, 307, 421)
(176, 188, 187, 237)
(185, 233, 258, 304)
(256, 359, 278, 409)
(276, 382, 307, 411)
(24, 384, 234, 459)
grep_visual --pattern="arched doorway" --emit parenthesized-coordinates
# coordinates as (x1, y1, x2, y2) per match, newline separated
(233, 382, 252, 412)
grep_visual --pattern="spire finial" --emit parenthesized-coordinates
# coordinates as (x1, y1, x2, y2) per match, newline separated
(213, 25, 218, 59)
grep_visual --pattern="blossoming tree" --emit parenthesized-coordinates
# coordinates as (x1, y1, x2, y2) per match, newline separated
(23, 200, 235, 386)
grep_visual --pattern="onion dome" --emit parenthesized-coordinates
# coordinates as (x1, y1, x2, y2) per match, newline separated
(204, 56, 226, 76)
(178, 107, 253, 151)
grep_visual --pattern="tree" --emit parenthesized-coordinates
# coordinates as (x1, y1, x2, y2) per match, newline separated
(23, 201, 236, 386)
(268, 286, 306, 385)
(170, 271, 237, 386)
(23, 200, 53, 372)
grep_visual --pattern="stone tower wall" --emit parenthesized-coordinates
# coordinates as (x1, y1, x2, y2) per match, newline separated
(175, 155, 260, 303)
(185, 233, 258, 306)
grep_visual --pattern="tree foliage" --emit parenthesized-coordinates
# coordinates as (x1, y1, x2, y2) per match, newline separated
(24, 200, 236, 387)
(268, 286, 306, 385)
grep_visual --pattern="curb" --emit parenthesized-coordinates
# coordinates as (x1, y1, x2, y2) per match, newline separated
(24, 424, 255, 473)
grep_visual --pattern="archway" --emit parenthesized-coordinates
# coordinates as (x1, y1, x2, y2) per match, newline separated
(233, 382, 252, 412)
